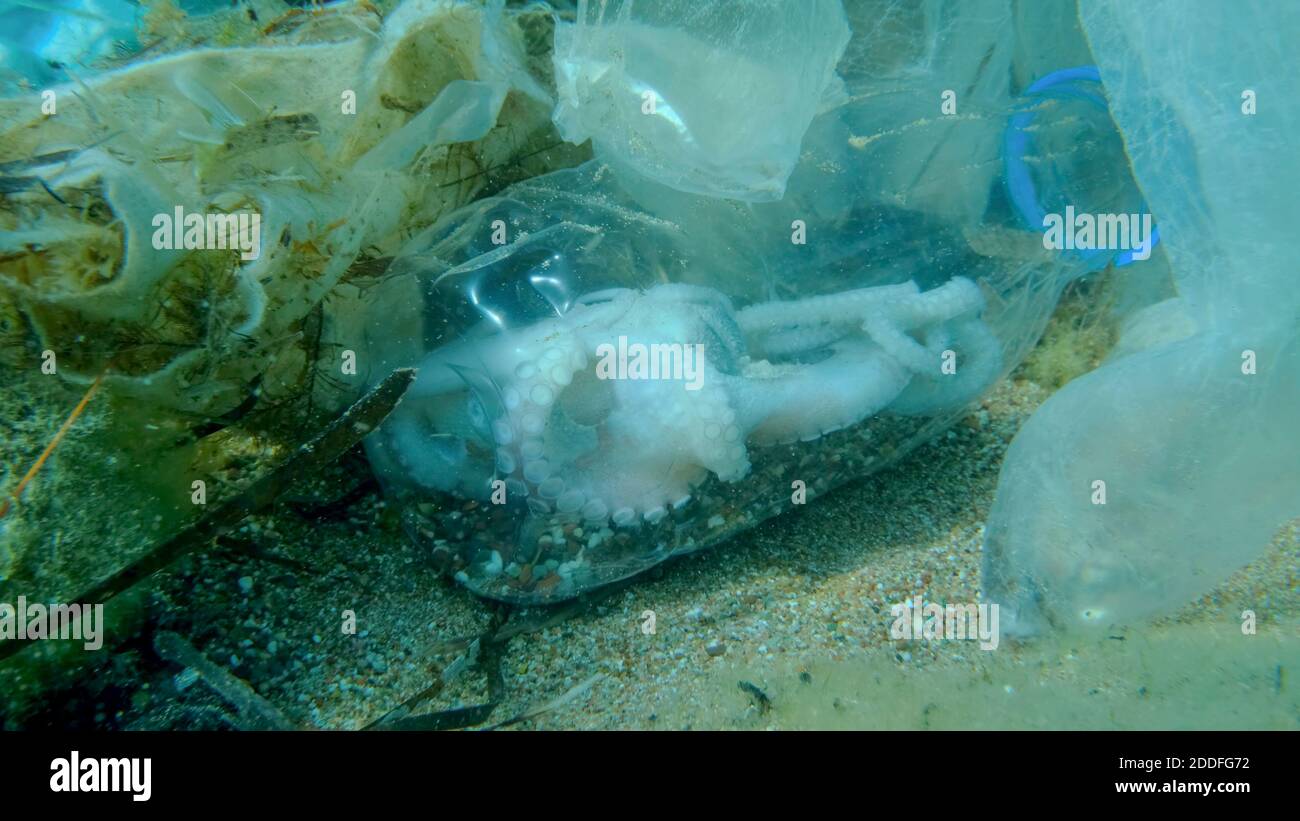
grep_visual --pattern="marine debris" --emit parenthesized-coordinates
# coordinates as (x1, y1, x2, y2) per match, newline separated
(0, 366, 415, 665)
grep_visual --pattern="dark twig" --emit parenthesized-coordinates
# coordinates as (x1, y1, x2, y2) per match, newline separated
(153, 630, 296, 730)
(0, 368, 416, 664)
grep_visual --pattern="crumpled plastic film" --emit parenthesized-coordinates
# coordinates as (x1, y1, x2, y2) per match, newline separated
(982, 0, 1300, 633)
(358, 144, 1077, 603)
(0, 0, 558, 415)
(351, 0, 1152, 604)
(551, 0, 850, 202)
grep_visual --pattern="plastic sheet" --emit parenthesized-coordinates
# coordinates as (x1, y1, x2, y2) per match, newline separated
(982, 0, 1300, 633)
(551, 0, 850, 201)
(351, 0, 1161, 604)
(0, 0, 139, 92)
(0, 0, 556, 416)
(359, 161, 1076, 603)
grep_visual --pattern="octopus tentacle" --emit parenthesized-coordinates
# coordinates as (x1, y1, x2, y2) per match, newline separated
(373, 277, 1000, 531)
(736, 281, 918, 338)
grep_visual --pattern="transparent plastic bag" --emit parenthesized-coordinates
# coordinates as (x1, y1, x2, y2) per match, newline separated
(982, 0, 1300, 633)
(551, 0, 850, 201)
(350, 1, 1155, 604)
(357, 155, 1076, 603)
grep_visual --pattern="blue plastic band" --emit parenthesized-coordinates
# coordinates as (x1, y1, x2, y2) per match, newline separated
(1003, 65, 1159, 268)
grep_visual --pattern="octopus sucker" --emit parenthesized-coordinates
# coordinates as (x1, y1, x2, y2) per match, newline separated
(368, 277, 1001, 532)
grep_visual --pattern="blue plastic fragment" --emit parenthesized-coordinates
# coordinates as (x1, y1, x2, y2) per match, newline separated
(1003, 65, 1160, 269)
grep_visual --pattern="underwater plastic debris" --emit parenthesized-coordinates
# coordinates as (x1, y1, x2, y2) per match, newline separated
(350, 0, 1159, 604)
(1003, 65, 1160, 270)
(831, 0, 1016, 229)
(551, 0, 850, 202)
(358, 149, 1075, 603)
(0, 0, 1171, 614)
(0, 0, 139, 91)
(983, 0, 1300, 633)
(0, 0, 557, 417)
(983, 331, 1300, 634)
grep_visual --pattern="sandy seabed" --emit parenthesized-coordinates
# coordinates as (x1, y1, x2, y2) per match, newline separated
(120, 375, 1295, 731)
